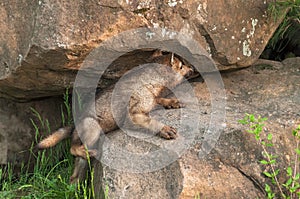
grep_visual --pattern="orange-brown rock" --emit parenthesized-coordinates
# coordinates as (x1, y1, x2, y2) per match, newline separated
(0, 0, 285, 100)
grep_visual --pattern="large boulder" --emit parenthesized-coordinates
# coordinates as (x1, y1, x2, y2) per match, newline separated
(0, 0, 285, 100)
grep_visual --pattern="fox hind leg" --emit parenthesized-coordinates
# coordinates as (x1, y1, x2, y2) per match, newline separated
(70, 117, 101, 159)
(70, 157, 88, 183)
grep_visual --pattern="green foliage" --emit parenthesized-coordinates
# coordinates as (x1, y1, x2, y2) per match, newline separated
(265, 0, 300, 60)
(268, 0, 300, 21)
(104, 183, 110, 199)
(0, 109, 76, 198)
(239, 113, 268, 141)
(62, 87, 73, 126)
(239, 113, 300, 199)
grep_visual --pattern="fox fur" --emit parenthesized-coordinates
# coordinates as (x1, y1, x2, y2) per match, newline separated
(38, 50, 194, 183)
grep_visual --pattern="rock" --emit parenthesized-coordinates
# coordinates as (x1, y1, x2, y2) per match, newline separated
(91, 57, 300, 198)
(0, 96, 64, 167)
(0, 0, 285, 100)
(94, 158, 183, 199)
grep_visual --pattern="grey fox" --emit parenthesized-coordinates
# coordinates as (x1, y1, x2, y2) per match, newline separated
(38, 50, 194, 182)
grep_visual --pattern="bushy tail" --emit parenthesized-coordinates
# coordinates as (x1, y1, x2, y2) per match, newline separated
(37, 126, 73, 149)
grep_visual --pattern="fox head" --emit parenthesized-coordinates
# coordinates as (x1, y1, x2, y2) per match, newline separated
(169, 53, 193, 79)
(150, 50, 194, 79)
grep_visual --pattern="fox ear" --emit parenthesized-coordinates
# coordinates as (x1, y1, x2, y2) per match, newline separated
(170, 53, 174, 65)
(152, 49, 163, 57)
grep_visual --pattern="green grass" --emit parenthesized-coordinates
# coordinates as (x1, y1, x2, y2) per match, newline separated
(0, 113, 78, 198)
(0, 90, 99, 199)
(264, 0, 300, 60)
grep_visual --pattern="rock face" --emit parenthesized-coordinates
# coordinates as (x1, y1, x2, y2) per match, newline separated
(92, 58, 300, 198)
(0, 0, 284, 100)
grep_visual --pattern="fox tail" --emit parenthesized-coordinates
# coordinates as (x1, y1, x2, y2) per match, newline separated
(37, 126, 73, 149)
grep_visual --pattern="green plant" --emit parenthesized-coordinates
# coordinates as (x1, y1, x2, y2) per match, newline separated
(62, 87, 73, 126)
(104, 183, 110, 199)
(265, 0, 300, 60)
(268, 0, 299, 21)
(0, 108, 77, 198)
(239, 113, 300, 199)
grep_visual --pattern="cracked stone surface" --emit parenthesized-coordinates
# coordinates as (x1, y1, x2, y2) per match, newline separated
(0, 0, 284, 100)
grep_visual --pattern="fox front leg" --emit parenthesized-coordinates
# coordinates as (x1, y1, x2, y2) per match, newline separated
(130, 112, 178, 139)
(156, 97, 185, 109)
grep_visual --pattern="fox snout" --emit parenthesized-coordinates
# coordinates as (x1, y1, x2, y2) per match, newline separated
(185, 67, 194, 78)
(182, 65, 195, 79)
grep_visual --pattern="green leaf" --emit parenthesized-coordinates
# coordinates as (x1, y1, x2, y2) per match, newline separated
(285, 177, 293, 187)
(263, 171, 273, 178)
(255, 135, 260, 140)
(268, 193, 275, 199)
(290, 186, 298, 193)
(266, 143, 274, 147)
(247, 129, 253, 133)
(265, 184, 275, 199)
(18, 184, 33, 190)
(286, 166, 292, 176)
(238, 119, 247, 125)
(265, 183, 271, 192)
(249, 114, 255, 122)
(295, 173, 300, 180)
(293, 129, 298, 136)
(261, 117, 268, 121)
(295, 148, 300, 155)
(270, 159, 277, 164)
(267, 133, 273, 141)
(270, 154, 278, 159)
(254, 127, 262, 135)
(260, 160, 269, 165)
(293, 183, 300, 191)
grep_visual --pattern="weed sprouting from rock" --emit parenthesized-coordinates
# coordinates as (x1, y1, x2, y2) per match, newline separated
(239, 113, 300, 199)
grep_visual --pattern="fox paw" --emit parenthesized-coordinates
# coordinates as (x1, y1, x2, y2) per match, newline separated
(70, 175, 78, 184)
(79, 145, 98, 159)
(164, 99, 185, 109)
(157, 126, 178, 139)
(71, 145, 98, 159)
